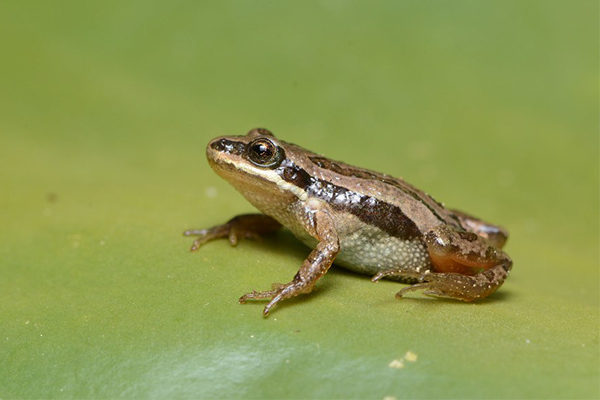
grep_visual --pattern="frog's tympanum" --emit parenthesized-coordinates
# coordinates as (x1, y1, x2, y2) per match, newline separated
(185, 128, 512, 315)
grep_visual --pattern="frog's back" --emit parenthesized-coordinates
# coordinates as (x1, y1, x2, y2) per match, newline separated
(284, 145, 463, 235)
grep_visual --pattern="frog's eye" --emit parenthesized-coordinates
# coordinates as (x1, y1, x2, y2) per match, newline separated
(246, 138, 284, 168)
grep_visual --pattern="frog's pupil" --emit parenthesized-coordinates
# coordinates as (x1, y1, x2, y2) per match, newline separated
(257, 144, 268, 157)
(254, 143, 272, 161)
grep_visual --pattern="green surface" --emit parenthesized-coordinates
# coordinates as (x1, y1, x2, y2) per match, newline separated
(1, 1, 598, 399)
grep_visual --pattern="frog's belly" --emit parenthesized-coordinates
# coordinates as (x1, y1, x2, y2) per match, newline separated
(289, 223, 433, 276)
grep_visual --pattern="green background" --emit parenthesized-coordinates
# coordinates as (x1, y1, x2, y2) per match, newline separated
(1, 1, 598, 399)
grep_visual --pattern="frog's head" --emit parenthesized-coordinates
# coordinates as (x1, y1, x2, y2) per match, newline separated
(206, 128, 312, 208)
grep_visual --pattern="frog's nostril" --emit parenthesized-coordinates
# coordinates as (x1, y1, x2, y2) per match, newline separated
(210, 139, 228, 152)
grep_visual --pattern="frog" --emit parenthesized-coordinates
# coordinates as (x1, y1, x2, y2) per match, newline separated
(184, 128, 512, 316)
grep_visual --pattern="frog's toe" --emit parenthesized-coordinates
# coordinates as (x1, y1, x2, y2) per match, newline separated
(395, 283, 433, 299)
(227, 228, 240, 246)
(238, 287, 287, 317)
(184, 224, 232, 251)
(238, 288, 278, 304)
(372, 268, 427, 283)
(371, 271, 388, 282)
(183, 228, 208, 236)
(190, 237, 209, 251)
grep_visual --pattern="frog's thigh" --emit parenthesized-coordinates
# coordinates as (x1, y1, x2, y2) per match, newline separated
(409, 225, 512, 301)
(450, 208, 509, 249)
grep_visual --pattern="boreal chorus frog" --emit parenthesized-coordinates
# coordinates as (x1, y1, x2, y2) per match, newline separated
(184, 128, 512, 315)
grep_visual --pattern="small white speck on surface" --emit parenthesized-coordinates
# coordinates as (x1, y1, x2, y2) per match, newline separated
(250, 335, 254, 338)
(388, 359, 404, 369)
(383, 396, 398, 400)
(404, 351, 418, 362)
(100, 240, 105, 246)
(205, 186, 218, 198)
(525, 339, 531, 344)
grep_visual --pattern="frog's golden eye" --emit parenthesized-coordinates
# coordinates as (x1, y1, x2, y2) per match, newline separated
(246, 138, 284, 168)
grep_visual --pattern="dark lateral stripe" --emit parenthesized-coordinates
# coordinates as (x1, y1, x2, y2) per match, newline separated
(210, 139, 246, 156)
(310, 156, 450, 225)
(276, 160, 421, 240)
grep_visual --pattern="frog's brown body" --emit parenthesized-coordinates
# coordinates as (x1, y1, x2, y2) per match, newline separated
(185, 128, 512, 315)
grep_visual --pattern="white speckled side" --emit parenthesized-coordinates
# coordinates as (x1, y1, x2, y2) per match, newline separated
(285, 209, 432, 276)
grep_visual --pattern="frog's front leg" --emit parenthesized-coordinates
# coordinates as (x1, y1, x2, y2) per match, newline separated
(373, 225, 512, 302)
(183, 214, 282, 251)
(239, 204, 339, 316)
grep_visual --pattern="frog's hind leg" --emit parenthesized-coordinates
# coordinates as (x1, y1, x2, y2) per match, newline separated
(393, 264, 511, 301)
(373, 225, 512, 302)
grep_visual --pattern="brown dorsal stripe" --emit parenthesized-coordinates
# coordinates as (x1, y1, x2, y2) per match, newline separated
(276, 160, 421, 239)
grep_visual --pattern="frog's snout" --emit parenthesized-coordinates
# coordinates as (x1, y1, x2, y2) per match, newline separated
(206, 136, 249, 170)
(208, 137, 228, 153)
